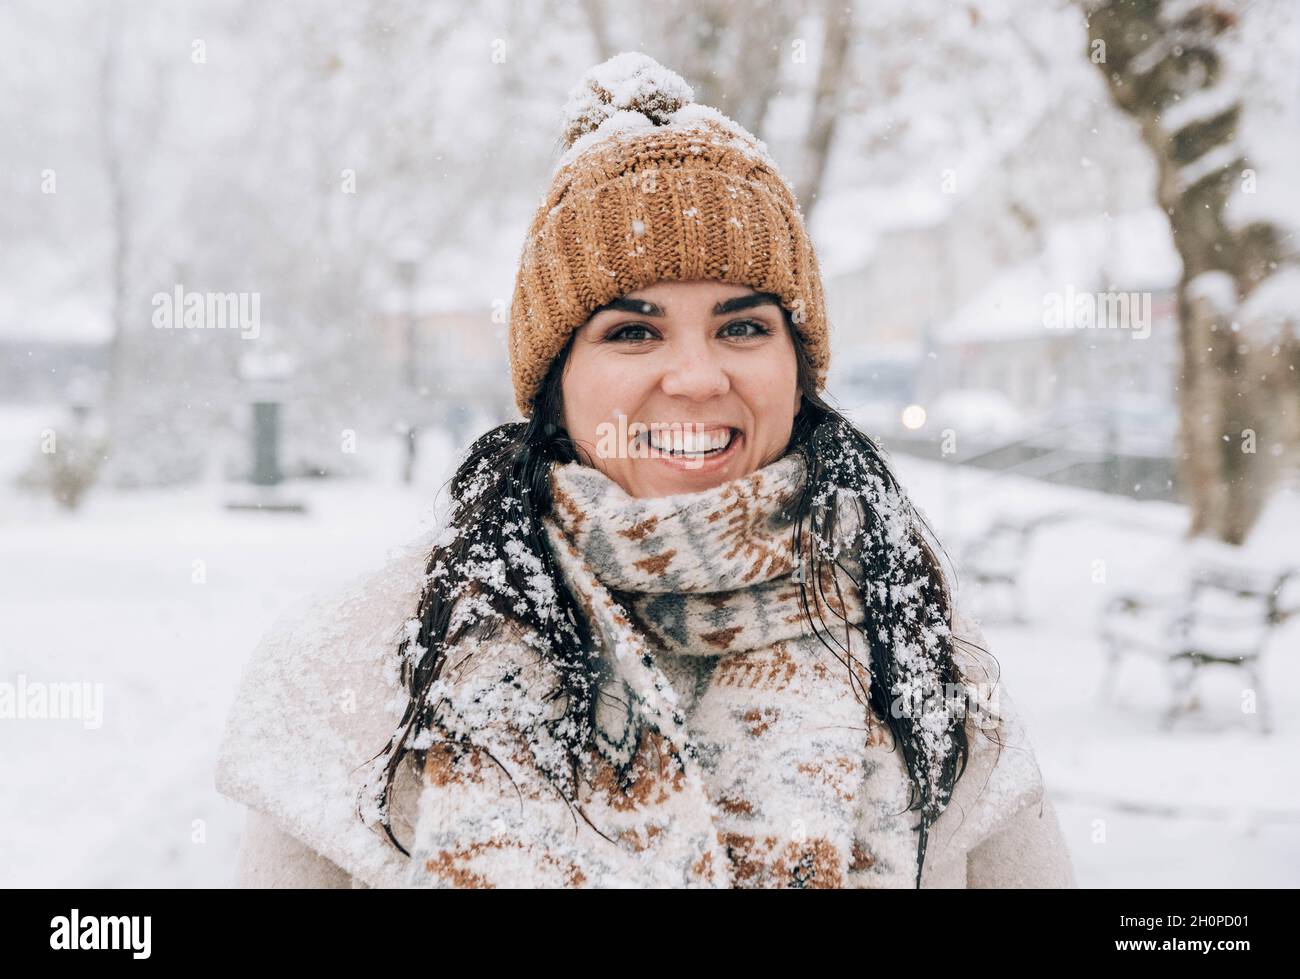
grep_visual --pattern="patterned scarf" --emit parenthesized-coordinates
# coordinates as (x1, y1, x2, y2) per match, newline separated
(545, 450, 927, 886)
(406, 449, 952, 887)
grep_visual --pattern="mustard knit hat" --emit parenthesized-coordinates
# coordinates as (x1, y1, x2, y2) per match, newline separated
(507, 52, 831, 419)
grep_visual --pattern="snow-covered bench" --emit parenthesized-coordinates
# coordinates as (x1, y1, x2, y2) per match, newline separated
(958, 510, 1072, 622)
(1098, 558, 1300, 733)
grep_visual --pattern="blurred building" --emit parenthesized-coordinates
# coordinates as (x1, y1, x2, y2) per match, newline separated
(372, 306, 515, 432)
(928, 208, 1181, 425)
(817, 89, 1182, 453)
(0, 338, 105, 404)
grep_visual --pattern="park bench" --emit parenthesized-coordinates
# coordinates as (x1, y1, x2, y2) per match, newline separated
(1098, 558, 1300, 733)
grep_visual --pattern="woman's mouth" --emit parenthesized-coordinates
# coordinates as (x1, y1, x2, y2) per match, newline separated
(633, 425, 743, 470)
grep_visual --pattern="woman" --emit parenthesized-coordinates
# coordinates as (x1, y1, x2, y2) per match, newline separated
(215, 53, 1076, 888)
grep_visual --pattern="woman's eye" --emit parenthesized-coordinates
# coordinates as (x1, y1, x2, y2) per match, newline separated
(604, 320, 771, 342)
(721, 319, 772, 338)
(606, 323, 656, 343)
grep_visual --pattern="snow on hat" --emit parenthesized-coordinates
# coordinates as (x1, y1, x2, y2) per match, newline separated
(507, 52, 830, 419)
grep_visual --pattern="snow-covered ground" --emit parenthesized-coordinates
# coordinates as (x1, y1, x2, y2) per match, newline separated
(0, 406, 453, 888)
(2, 407, 1297, 887)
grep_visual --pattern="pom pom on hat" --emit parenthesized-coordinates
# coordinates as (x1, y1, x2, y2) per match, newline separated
(553, 52, 788, 184)
(561, 52, 695, 149)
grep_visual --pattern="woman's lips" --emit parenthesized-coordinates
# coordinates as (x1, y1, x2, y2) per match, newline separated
(647, 428, 743, 473)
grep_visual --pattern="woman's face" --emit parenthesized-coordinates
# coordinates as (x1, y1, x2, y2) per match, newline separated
(560, 279, 802, 498)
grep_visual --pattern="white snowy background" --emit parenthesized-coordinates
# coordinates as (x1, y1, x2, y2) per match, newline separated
(2, 0, 1297, 887)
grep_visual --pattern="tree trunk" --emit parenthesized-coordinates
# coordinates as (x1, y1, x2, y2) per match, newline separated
(98, 2, 130, 447)
(1084, 0, 1299, 544)
(795, 0, 854, 220)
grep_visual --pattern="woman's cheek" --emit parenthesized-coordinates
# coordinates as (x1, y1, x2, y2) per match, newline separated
(569, 361, 649, 444)
(745, 357, 798, 421)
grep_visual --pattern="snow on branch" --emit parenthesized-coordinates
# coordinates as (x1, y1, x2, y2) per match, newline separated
(1159, 83, 1240, 134)
(1186, 269, 1238, 314)
(1240, 266, 1300, 343)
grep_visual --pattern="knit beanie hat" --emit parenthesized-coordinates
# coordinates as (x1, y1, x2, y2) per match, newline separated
(507, 52, 831, 419)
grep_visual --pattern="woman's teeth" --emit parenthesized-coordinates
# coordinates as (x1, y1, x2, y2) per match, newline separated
(644, 428, 734, 456)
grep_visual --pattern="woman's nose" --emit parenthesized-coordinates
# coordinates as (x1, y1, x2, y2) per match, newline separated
(658, 342, 730, 401)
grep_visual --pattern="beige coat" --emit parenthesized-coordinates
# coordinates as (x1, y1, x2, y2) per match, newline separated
(215, 531, 1078, 888)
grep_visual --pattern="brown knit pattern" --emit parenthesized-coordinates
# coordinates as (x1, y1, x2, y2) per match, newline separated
(507, 68, 831, 418)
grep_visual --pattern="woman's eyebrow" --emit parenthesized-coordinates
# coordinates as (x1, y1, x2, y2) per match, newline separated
(591, 297, 664, 316)
(590, 292, 781, 318)
(712, 293, 781, 315)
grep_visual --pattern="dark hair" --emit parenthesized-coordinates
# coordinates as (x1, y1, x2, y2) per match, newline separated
(359, 298, 1003, 888)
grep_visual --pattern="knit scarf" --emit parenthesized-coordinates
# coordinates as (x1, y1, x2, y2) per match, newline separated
(550, 450, 927, 886)
(401, 445, 987, 888)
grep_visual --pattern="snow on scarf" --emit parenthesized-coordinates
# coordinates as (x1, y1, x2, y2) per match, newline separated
(401, 450, 1040, 888)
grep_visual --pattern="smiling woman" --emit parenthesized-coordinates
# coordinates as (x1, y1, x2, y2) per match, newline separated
(215, 51, 1077, 890)
(562, 281, 802, 497)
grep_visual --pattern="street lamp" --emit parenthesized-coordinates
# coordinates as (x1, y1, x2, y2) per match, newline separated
(225, 340, 306, 513)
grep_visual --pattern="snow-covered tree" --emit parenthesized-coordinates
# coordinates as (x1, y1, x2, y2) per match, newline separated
(1082, 0, 1300, 543)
